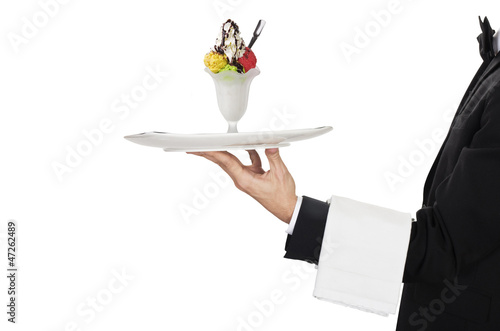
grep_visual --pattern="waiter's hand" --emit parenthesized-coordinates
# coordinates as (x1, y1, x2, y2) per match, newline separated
(187, 148, 297, 224)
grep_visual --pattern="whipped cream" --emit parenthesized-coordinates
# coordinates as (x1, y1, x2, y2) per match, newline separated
(214, 20, 246, 65)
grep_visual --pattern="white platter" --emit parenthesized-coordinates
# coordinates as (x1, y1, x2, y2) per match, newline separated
(124, 126, 332, 152)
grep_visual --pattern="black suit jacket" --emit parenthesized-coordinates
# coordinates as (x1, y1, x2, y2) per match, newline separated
(284, 26, 500, 330)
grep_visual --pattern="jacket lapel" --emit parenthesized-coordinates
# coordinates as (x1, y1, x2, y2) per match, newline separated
(422, 53, 500, 205)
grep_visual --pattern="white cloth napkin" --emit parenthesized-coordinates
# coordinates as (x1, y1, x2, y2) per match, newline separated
(313, 195, 412, 316)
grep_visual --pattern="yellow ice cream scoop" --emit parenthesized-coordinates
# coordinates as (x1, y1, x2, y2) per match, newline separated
(204, 52, 228, 73)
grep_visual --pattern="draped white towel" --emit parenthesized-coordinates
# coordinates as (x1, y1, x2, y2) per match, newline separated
(313, 195, 412, 316)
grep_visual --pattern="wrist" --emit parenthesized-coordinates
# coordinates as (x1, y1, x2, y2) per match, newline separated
(280, 195, 298, 224)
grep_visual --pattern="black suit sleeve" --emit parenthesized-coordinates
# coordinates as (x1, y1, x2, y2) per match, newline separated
(283, 196, 329, 264)
(285, 84, 500, 284)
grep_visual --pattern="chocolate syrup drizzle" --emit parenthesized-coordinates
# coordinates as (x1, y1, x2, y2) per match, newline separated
(214, 19, 246, 73)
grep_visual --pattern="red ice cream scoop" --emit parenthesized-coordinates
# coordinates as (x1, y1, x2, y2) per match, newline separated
(238, 47, 257, 73)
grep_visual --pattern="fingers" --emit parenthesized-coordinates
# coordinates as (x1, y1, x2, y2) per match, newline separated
(188, 149, 284, 174)
(265, 148, 286, 173)
(187, 150, 245, 178)
(187, 149, 285, 180)
(246, 149, 262, 168)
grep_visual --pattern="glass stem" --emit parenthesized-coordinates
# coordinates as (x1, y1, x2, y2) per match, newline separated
(227, 121, 238, 133)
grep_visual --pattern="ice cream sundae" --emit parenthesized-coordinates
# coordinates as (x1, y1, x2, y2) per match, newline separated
(204, 19, 258, 74)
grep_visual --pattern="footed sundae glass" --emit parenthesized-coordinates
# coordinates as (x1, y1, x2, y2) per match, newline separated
(205, 67, 260, 133)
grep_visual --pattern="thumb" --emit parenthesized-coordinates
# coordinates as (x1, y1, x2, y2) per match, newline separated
(265, 148, 285, 172)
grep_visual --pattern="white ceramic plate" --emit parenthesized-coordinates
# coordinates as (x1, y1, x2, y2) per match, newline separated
(124, 126, 332, 152)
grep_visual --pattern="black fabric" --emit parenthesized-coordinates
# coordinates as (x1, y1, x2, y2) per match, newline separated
(283, 196, 329, 264)
(283, 18, 500, 330)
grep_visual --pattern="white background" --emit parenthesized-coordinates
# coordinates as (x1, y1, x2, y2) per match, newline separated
(1, 0, 499, 330)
